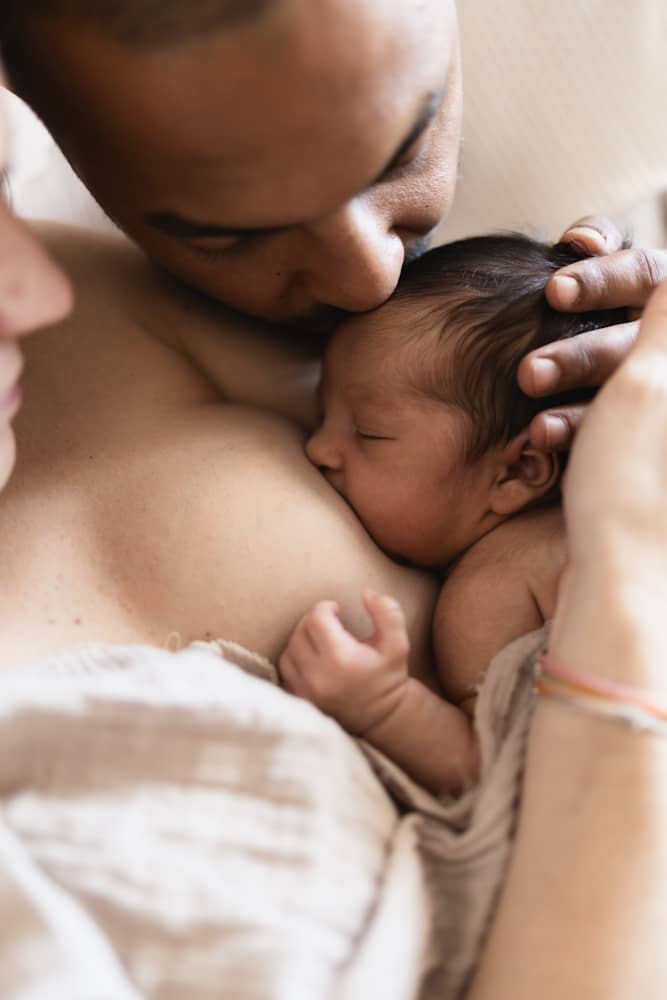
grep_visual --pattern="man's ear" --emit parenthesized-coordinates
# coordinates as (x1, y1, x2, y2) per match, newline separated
(489, 430, 561, 517)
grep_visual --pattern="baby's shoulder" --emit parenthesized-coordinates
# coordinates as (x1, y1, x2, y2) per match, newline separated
(463, 505, 565, 572)
(433, 507, 564, 702)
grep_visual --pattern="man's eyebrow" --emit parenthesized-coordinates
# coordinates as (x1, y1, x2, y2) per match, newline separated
(145, 84, 447, 240)
(370, 85, 446, 187)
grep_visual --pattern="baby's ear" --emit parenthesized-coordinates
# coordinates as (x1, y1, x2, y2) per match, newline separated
(489, 431, 561, 517)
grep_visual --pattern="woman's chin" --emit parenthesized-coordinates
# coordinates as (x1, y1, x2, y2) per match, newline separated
(0, 424, 17, 492)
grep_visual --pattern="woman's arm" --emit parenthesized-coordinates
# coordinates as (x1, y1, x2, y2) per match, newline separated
(468, 277, 667, 999)
(469, 681, 667, 999)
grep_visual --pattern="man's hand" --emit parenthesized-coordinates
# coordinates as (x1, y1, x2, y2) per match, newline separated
(278, 591, 410, 736)
(518, 215, 667, 450)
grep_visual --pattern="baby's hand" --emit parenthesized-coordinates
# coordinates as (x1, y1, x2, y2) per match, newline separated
(278, 590, 410, 736)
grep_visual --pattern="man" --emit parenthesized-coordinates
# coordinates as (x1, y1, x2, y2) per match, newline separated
(1, 0, 666, 439)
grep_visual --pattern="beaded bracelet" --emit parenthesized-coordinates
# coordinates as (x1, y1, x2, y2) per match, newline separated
(534, 654, 667, 735)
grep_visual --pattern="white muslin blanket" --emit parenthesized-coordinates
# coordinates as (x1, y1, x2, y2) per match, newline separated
(0, 629, 545, 1000)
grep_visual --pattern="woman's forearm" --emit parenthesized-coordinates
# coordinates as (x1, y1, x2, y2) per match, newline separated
(467, 576, 667, 999)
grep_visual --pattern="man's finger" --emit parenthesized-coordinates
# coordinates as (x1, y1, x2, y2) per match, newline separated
(545, 248, 667, 312)
(528, 404, 586, 452)
(518, 321, 638, 396)
(558, 215, 625, 255)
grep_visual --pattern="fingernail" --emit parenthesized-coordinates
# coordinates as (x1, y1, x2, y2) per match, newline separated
(564, 226, 607, 255)
(544, 415, 569, 451)
(531, 357, 560, 395)
(552, 274, 580, 309)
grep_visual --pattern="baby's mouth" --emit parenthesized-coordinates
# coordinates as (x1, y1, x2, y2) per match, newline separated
(322, 468, 346, 499)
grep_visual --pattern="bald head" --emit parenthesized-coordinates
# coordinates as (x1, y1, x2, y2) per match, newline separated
(1, 0, 278, 46)
(4, 0, 462, 326)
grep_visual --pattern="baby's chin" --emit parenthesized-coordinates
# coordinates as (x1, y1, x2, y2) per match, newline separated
(356, 516, 413, 567)
(0, 424, 17, 492)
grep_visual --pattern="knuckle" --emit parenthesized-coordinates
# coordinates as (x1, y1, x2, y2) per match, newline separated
(310, 604, 332, 628)
(633, 248, 665, 295)
(563, 336, 597, 383)
(310, 672, 342, 708)
(588, 256, 615, 297)
(330, 648, 353, 672)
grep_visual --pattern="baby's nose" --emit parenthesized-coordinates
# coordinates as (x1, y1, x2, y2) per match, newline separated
(305, 428, 340, 470)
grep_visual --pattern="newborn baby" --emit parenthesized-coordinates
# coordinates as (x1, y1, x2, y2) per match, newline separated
(279, 233, 626, 795)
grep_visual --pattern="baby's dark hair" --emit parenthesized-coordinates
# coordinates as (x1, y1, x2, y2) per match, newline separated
(392, 233, 628, 460)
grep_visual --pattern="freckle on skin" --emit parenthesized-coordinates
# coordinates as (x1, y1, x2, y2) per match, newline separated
(74, 617, 82, 625)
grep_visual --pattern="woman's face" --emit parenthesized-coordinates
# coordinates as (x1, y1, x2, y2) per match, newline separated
(0, 82, 73, 489)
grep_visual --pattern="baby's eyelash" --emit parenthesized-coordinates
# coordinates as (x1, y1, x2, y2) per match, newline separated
(354, 427, 388, 441)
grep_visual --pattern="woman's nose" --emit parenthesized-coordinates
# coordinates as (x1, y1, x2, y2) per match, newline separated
(0, 208, 73, 340)
(299, 198, 405, 314)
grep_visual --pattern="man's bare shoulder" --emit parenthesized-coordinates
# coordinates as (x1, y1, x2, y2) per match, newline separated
(29, 222, 321, 426)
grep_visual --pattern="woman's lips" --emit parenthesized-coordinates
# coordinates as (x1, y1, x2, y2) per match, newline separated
(0, 345, 24, 422)
(0, 376, 22, 422)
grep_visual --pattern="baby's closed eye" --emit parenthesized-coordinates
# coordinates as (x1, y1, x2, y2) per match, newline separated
(353, 426, 394, 441)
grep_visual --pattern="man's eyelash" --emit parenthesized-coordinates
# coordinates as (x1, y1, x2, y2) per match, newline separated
(190, 242, 239, 261)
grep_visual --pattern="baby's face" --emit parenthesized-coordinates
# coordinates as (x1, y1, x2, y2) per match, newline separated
(306, 308, 498, 568)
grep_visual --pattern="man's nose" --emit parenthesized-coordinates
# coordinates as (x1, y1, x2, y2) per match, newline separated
(305, 427, 341, 471)
(299, 198, 405, 314)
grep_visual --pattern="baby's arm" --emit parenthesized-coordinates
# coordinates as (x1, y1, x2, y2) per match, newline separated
(278, 591, 479, 795)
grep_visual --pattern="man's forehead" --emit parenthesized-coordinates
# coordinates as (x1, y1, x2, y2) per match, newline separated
(27, 0, 457, 225)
